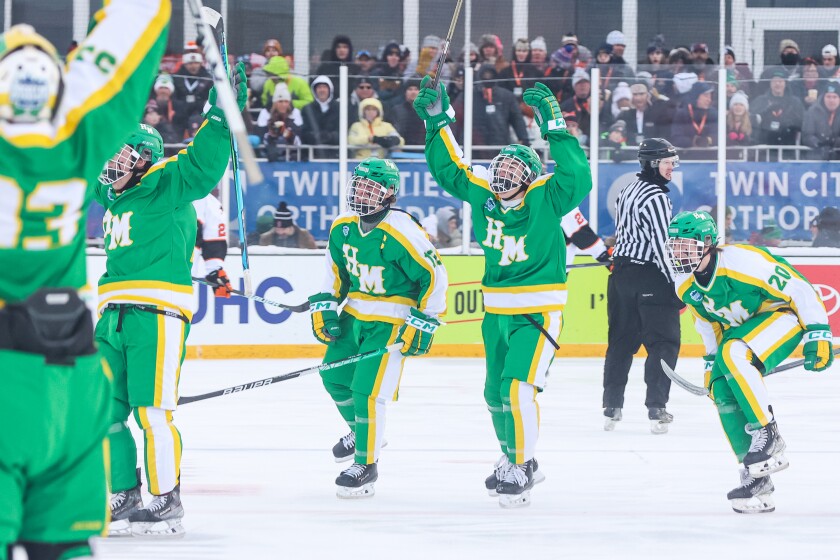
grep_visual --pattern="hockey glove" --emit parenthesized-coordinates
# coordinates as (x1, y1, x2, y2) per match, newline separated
(596, 246, 614, 271)
(413, 75, 455, 132)
(309, 293, 341, 344)
(522, 82, 566, 139)
(803, 324, 834, 372)
(206, 61, 248, 124)
(206, 268, 233, 298)
(397, 308, 440, 356)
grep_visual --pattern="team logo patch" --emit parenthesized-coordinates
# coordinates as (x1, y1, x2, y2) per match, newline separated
(342, 225, 350, 236)
(689, 290, 703, 302)
(484, 198, 496, 212)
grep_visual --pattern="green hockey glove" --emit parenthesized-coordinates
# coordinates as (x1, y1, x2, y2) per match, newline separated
(522, 82, 566, 138)
(206, 61, 248, 123)
(803, 324, 834, 372)
(309, 293, 341, 345)
(413, 75, 455, 132)
(397, 307, 440, 356)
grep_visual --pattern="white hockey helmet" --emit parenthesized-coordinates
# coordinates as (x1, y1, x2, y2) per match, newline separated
(0, 24, 63, 124)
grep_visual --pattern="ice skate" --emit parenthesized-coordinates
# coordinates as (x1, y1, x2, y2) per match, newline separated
(603, 407, 622, 431)
(129, 485, 185, 537)
(648, 407, 673, 435)
(486, 456, 545, 497)
(336, 462, 378, 499)
(727, 468, 775, 513)
(744, 421, 788, 477)
(332, 431, 387, 463)
(497, 459, 538, 508)
(108, 483, 143, 537)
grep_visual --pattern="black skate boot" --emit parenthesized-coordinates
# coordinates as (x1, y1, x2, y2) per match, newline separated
(496, 459, 538, 508)
(129, 485, 184, 537)
(604, 407, 623, 431)
(727, 468, 775, 513)
(744, 421, 788, 477)
(332, 432, 355, 463)
(648, 407, 673, 435)
(485, 455, 545, 497)
(109, 469, 143, 537)
(336, 462, 378, 499)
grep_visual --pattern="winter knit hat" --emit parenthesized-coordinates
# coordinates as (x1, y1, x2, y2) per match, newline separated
(612, 82, 632, 103)
(561, 34, 579, 46)
(779, 39, 799, 53)
(422, 35, 442, 49)
(273, 83, 292, 102)
(154, 74, 175, 92)
(274, 202, 294, 227)
(571, 68, 590, 87)
(606, 30, 626, 46)
(530, 36, 547, 52)
(673, 72, 698, 94)
(729, 90, 749, 111)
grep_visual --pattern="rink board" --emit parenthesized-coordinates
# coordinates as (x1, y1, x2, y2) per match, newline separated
(85, 249, 840, 359)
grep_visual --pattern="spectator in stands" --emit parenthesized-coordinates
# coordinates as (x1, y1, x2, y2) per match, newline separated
(548, 34, 580, 102)
(150, 74, 179, 130)
(301, 75, 340, 158)
(350, 76, 379, 117)
(802, 81, 840, 160)
(348, 98, 404, 158)
(752, 69, 804, 147)
(143, 102, 181, 145)
(748, 219, 782, 247)
(457, 65, 527, 157)
(643, 36, 666, 69)
(498, 38, 540, 102)
(421, 206, 462, 249)
(406, 34, 452, 83)
(820, 44, 840, 79)
(248, 213, 276, 246)
(671, 81, 717, 148)
(600, 119, 628, 160)
(561, 68, 610, 133)
(618, 82, 671, 143)
(790, 58, 825, 109)
(690, 42, 715, 80)
(171, 51, 212, 134)
(261, 56, 313, 110)
(458, 42, 480, 69)
(605, 30, 633, 81)
(811, 206, 840, 248)
(248, 39, 283, 101)
(356, 50, 376, 77)
(374, 44, 406, 112)
(610, 82, 632, 119)
(263, 38, 283, 60)
(447, 65, 466, 100)
(562, 110, 587, 146)
(315, 35, 361, 87)
(671, 71, 698, 105)
(726, 90, 756, 146)
(758, 39, 802, 94)
(388, 78, 425, 146)
(529, 36, 551, 77)
(723, 45, 754, 95)
(478, 34, 508, 75)
(259, 84, 303, 161)
(260, 202, 317, 249)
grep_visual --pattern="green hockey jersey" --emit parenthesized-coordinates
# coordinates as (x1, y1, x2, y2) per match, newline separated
(676, 244, 829, 354)
(93, 118, 231, 320)
(320, 210, 448, 324)
(0, 0, 170, 305)
(425, 126, 591, 314)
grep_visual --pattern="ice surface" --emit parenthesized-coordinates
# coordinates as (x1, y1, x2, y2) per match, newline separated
(94, 357, 840, 560)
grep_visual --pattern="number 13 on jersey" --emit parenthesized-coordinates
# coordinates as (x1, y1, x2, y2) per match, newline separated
(0, 177, 86, 250)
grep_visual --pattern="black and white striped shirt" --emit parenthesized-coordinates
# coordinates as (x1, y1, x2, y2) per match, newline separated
(613, 178, 674, 281)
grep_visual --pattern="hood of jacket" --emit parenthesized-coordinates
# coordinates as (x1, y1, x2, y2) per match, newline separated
(311, 75, 334, 105)
(330, 35, 354, 62)
(263, 56, 290, 77)
(358, 97, 384, 121)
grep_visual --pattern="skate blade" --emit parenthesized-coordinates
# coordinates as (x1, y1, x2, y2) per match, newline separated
(107, 519, 133, 537)
(747, 454, 789, 478)
(731, 494, 775, 514)
(130, 519, 185, 538)
(650, 420, 669, 435)
(499, 490, 531, 509)
(533, 470, 546, 486)
(336, 482, 375, 499)
(604, 418, 619, 431)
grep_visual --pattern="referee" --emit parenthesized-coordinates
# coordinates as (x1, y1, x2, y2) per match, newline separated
(602, 138, 682, 434)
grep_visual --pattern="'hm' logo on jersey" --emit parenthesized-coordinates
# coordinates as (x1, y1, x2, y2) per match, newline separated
(343, 244, 386, 294)
(102, 210, 134, 250)
(482, 217, 528, 266)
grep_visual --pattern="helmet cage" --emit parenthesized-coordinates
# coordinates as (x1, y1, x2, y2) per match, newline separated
(489, 154, 537, 195)
(666, 236, 706, 274)
(348, 175, 389, 216)
(0, 46, 61, 123)
(99, 144, 141, 185)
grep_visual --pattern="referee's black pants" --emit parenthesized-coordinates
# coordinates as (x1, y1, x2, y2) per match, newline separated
(602, 262, 681, 410)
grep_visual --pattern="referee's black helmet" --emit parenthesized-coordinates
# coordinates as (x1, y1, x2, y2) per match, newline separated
(638, 138, 677, 166)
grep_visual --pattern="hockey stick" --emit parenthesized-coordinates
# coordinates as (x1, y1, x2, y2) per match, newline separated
(430, 0, 464, 90)
(661, 348, 840, 396)
(524, 314, 560, 350)
(198, 6, 254, 296)
(192, 276, 309, 313)
(567, 261, 610, 269)
(178, 343, 403, 405)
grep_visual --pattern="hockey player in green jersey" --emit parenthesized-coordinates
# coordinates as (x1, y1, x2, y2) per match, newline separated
(0, 5, 169, 559)
(414, 78, 591, 508)
(93, 62, 247, 536)
(309, 158, 448, 499)
(667, 211, 834, 514)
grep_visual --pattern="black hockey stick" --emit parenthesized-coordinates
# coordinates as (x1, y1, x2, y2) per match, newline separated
(179, 343, 404, 405)
(192, 276, 309, 313)
(524, 314, 560, 350)
(661, 348, 840, 396)
(567, 261, 611, 269)
(430, 0, 464, 91)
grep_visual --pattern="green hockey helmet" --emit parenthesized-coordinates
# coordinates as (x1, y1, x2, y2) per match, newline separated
(489, 144, 543, 195)
(99, 123, 164, 185)
(666, 210, 719, 274)
(348, 157, 401, 216)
